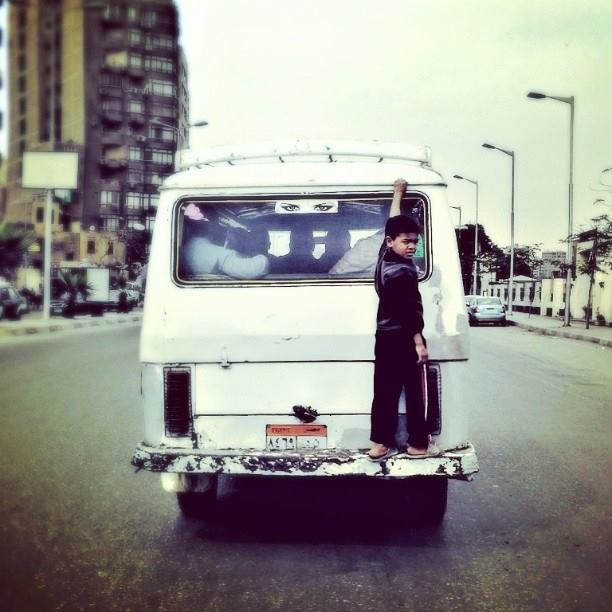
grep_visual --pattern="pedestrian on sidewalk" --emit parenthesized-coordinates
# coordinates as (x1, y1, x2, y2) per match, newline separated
(368, 179, 430, 461)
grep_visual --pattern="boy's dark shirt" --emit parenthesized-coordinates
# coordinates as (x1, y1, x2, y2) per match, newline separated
(374, 248, 424, 336)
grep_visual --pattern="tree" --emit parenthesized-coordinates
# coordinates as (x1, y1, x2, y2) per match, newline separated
(514, 244, 542, 278)
(574, 214, 612, 329)
(58, 269, 92, 318)
(0, 223, 36, 281)
(117, 228, 151, 266)
(481, 243, 542, 280)
(456, 224, 503, 293)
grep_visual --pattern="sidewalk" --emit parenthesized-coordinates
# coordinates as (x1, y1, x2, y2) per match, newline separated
(507, 311, 612, 347)
(0, 309, 142, 338)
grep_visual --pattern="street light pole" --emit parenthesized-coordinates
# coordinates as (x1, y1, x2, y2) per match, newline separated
(42, 0, 58, 321)
(527, 91, 575, 326)
(150, 119, 208, 169)
(481, 144, 515, 316)
(453, 174, 479, 294)
(450, 205, 462, 227)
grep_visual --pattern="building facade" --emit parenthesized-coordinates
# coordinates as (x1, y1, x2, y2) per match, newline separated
(539, 250, 565, 280)
(482, 235, 612, 325)
(3, 0, 188, 268)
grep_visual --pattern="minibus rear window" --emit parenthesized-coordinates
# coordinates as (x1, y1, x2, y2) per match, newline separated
(174, 194, 428, 284)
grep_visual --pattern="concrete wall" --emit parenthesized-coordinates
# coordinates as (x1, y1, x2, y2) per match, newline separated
(483, 271, 611, 325)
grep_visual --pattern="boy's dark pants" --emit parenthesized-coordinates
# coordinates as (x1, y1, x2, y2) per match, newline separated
(370, 329, 429, 449)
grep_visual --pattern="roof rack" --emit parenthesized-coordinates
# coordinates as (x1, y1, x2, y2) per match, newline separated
(176, 140, 432, 171)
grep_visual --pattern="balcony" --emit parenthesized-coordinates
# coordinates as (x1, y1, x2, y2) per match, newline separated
(101, 9, 125, 26)
(99, 202, 120, 215)
(98, 83, 124, 98)
(128, 66, 145, 80)
(101, 110, 124, 127)
(101, 131, 124, 146)
(99, 157, 128, 169)
(143, 42, 176, 57)
(126, 86, 150, 97)
(127, 113, 145, 127)
(103, 29, 128, 50)
(97, 178, 122, 190)
(101, 62, 128, 75)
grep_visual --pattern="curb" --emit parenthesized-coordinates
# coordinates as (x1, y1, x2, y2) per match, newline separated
(0, 313, 142, 338)
(507, 319, 612, 347)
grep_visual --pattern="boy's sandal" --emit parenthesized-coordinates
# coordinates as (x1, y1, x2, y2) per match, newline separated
(405, 446, 429, 459)
(367, 446, 398, 462)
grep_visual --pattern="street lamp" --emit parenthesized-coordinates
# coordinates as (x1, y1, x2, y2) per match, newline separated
(527, 90, 575, 327)
(150, 119, 208, 157)
(453, 174, 479, 295)
(150, 118, 208, 131)
(482, 143, 515, 316)
(450, 205, 462, 227)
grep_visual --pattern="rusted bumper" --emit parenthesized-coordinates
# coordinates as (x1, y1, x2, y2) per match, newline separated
(132, 443, 479, 480)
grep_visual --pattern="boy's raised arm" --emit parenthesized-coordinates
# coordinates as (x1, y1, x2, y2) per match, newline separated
(389, 178, 408, 217)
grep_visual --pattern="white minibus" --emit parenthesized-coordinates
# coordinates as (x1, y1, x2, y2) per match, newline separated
(132, 141, 478, 523)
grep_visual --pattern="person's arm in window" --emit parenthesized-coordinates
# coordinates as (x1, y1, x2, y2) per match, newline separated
(329, 179, 408, 275)
(218, 251, 270, 279)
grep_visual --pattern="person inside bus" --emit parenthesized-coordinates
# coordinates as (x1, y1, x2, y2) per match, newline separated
(318, 227, 351, 272)
(273, 227, 319, 274)
(181, 204, 269, 280)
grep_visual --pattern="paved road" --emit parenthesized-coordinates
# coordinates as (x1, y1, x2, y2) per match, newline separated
(1, 325, 610, 611)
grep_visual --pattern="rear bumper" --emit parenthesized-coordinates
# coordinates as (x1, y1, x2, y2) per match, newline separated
(132, 442, 479, 480)
(472, 314, 506, 323)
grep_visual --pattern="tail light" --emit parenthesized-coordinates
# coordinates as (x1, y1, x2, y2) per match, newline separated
(163, 367, 193, 437)
(426, 363, 442, 435)
(474, 306, 480, 313)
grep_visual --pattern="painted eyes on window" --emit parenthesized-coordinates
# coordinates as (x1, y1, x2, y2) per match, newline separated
(281, 204, 300, 212)
(313, 203, 333, 212)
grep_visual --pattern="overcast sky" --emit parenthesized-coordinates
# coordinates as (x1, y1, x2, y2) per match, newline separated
(1, 1, 610, 250)
(176, 0, 612, 250)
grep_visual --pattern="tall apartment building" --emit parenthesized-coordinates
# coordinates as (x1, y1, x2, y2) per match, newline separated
(3, 0, 188, 267)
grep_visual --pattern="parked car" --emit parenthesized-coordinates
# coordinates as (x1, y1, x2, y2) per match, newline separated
(50, 291, 106, 317)
(0, 281, 29, 320)
(467, 296, 507, 326)
(109, 288, 138, 312)
(125, 282, 142, 306)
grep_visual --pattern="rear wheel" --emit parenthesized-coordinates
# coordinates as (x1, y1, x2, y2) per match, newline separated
(176, 476, 219, 519)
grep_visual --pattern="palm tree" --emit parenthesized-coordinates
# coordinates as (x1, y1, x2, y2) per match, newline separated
(575, 214, 612, 329)
(0, 223, 36, 281)
(58, 269, 92, 317)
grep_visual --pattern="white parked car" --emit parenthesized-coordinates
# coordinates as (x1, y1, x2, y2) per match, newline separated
(467, 296, 507, 326)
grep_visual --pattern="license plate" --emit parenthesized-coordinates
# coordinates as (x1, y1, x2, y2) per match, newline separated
(266, 424, 327, 451)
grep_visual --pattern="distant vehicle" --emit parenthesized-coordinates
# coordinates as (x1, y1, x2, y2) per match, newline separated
(125, 282, 142, 306)
(52, 267, 135, 316)
(109, 288, 138, 311)
(467, 296, 507, 326)
(464, 294, 478, 308)
(0, 281, 28, 320)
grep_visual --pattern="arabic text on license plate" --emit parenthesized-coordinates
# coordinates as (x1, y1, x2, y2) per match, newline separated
(266, 424, 327, 451)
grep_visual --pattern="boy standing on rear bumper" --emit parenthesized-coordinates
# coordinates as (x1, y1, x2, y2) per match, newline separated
(368, 179, 429, 461)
